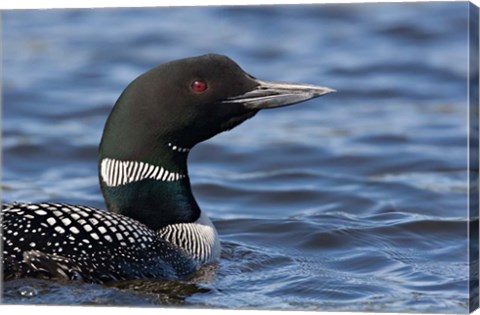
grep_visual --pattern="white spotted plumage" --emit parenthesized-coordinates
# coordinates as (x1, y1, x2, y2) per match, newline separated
(1, 202, 210, 283)
(167, 142, 190, 153)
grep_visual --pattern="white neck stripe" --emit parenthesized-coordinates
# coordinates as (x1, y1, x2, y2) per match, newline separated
(101, 158, 186, 187)
(158, 212, 220, 264)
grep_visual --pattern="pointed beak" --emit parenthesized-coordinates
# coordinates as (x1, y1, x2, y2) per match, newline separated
(222, 79, 335, 110)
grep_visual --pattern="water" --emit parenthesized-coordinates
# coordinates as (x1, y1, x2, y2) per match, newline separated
(1, 3, 472, 313)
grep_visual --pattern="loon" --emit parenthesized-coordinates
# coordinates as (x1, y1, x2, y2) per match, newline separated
(1, 54, 334, 283)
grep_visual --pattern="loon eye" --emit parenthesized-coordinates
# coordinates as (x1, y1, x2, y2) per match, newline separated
(191, 80, 208, 93)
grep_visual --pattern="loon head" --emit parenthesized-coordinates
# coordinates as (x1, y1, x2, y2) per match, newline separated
(99, 54, 334, 230)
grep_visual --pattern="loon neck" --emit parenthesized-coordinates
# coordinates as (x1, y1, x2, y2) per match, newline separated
(99, 144, 200, 230)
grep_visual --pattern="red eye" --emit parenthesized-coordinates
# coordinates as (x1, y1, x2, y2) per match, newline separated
(191, 80, 208, 93)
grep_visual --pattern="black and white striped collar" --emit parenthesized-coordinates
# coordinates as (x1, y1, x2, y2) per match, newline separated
(100, 158, 187, 187)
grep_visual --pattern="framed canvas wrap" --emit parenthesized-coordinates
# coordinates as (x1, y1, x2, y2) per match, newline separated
(1, 2, 479, 313)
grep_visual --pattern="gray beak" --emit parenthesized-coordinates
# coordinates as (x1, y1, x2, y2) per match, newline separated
(222, 79, 335, 109)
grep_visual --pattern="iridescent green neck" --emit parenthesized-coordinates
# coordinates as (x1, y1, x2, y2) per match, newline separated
(98, 142, 200, 230)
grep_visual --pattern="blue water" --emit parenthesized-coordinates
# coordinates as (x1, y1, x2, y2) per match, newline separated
(1, 3, 472, 313)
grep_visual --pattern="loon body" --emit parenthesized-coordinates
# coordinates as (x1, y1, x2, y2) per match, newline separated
(2, 54, 333, 283)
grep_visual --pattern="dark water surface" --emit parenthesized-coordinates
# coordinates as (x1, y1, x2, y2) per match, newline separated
(1, 3, 471, 313)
